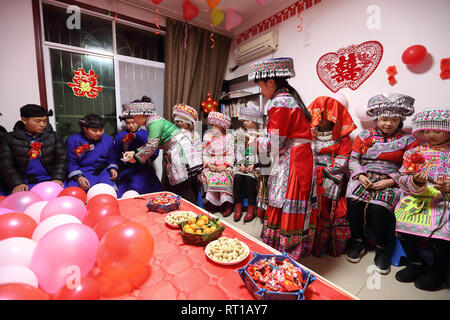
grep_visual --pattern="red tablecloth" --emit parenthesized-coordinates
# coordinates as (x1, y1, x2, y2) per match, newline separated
(110, 192, 356, 300)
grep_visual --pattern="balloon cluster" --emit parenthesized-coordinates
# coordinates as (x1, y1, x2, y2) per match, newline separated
(0, 182, 153, 300)
(201, 93, 219, 114)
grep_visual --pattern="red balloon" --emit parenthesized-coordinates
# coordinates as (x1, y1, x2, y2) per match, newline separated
(0, 195, 5, 205)
(93, 215, 129, 240)
(402, 45, 427, 65)
(0, 283, 47, 300)
(95, 272, 134, 298)
(97, 222, 154, 280)
(0, 213, 37, 240)
(53, 277, 100, 300)
(152, 0, 163, 4)
(58, 187, 87, 203)
(83, 205, 120, 228)
(87, 194, 119, 210)
(183, 0, 198, 21)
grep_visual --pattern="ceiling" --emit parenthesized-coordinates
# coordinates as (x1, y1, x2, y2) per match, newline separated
(121, 0, 298, 37)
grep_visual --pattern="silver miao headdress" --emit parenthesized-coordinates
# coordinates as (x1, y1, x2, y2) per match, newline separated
(366, 93, 415, 120)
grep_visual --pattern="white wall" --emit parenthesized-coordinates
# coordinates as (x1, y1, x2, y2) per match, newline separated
(225, 0, 450, 134)
(0, 0, 41, 131)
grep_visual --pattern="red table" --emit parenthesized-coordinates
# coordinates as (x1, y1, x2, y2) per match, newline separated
(108, 192, 356, 300)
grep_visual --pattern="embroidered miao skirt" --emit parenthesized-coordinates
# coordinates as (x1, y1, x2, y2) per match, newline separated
(395, 186, 449, 241)
(200, 167, 234, 206)
(260, 139, 317, 261)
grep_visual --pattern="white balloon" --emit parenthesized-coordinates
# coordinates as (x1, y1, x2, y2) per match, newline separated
(331, 92, 349, 108)
(86, 183, 117, 202)
(0, 265, 39, 288)
(23, 201, 49, 224)
(32, 214, 82, 242)
(0, 237, 37, 268)
(121, 190, 140, 199)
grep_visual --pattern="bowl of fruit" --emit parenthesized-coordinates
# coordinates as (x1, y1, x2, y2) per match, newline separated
(179, 215, 225, 246)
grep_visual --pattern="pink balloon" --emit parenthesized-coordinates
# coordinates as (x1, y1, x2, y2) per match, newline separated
(40, 196, 87, 222)
(0, 265, 38, 288)
(30, 182, 64, 202)
(1, 192, 43, 213)
(256, 0, 266, 5)
(30, 223, 99, 294)
(225, 9, 243, 31)
(23, 201, 48, 224)
(32, 214, 82, 242)
(86, 183, 117, 202)
(0, 208, 14, 216)
(0, 237, 37, 267)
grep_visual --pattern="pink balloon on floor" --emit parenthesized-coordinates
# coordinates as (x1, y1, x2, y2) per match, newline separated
(0, 208, 14, 216)
(1, 192, 43, 213)
(23, 201, 48, 224)
(30, 223, 99, 294)
(0, 237, 37, 267)
(30, 182, 64, 201)
(0, 265, 39, 288)
(40, 196, 87, 222)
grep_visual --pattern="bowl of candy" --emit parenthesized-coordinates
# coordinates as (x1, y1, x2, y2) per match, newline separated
(238, 252, 316, 300)
(146, 193, 181, 213)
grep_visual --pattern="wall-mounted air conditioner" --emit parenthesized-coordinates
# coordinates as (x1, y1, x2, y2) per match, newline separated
(233, 31, 279, 64)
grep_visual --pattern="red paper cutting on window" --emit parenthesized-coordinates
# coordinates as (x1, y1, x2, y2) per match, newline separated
(67, 68, 103, 99)
(316, 41, 383, 93)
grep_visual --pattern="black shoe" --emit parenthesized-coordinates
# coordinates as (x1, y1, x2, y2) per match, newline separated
(395, 261, 426, 283)
(414, 272, 446, 291)
(374, 246, 391, 275)
(346, 239, 366, 263)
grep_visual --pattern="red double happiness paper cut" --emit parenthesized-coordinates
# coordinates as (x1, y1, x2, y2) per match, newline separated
(67, 68, 103, 99)
(316, 41, 383, 93)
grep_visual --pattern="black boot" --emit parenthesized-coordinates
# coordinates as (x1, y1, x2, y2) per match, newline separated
(374, 246, 391, 275)
(395, 260, 426, 283)
(414, 272, 446, 291)
(414, 241, 449, 291)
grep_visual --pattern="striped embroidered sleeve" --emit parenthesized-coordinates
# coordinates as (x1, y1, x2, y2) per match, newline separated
(135, 120, 163, 164)
(348, 134, 366, 179)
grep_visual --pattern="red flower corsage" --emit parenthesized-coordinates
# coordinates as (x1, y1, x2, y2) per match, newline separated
(404, 152, 426, 173)
(74, 144, 92, 157)
(122, 132, 135, 143)
(28, 142, 42, 159)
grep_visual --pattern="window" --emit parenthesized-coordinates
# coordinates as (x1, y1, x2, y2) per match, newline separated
(41, 1, 165, 141)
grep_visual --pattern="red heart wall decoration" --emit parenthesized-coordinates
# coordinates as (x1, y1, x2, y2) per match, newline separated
(316, 41, 383, 93)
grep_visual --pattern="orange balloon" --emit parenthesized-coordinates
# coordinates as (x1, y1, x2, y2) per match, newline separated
(84, 205, 121, 228)
(207, 0, 220, 9)
(96, 222, 154, 280)
(93, 215, 129, 240)
(53, 277, 100, 300)
(0, 283, 47, 300)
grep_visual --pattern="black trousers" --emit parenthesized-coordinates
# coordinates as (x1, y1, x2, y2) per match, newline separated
(168, 176, 199, 205)
(398, 232, 450, 275)
(346, 198, 395, 247)
(233, 174, 257, 205)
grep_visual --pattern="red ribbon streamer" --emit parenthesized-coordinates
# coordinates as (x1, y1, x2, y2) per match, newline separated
(154, 7, 161, 35)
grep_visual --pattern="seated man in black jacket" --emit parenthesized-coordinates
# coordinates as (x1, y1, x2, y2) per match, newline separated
(0, 104, 68, 194)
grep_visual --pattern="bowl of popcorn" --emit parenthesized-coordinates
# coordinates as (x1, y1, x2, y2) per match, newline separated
(205, 237, 250, 265)
(165, 211, 197, 228)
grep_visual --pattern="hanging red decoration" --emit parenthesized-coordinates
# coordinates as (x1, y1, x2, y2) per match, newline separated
(201, 93, 218, 114)
(316, 40, 383, 93)
(152, 0, 163, 4)
(386, 65, 397, 86)
(183, 0, 199, 21)
(67, 68, 103, 99)
(440, 58, 450, 80)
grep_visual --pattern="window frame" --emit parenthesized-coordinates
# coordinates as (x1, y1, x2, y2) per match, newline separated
(38, 0, 165, 132)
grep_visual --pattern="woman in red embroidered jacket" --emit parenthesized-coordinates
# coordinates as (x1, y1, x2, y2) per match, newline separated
(345, 93, 417, 275)
(249, 58, 317, 261)
(308, 95, 357, 257)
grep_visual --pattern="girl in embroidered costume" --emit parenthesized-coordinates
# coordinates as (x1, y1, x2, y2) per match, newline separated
(0, 104, 67, 194)
(233, 104, 265, 223)
(66, 114, 118, 191)
(249, 57, 317, 260)
(114, 115, 162, 198)
(200, 112, 235, 216)
(394, 108, 449, 291)
(346, 93, 417, 275)
(308, 95, 357, 257)
(122, 97, 201, 204)
(170, 103, 203, 204)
